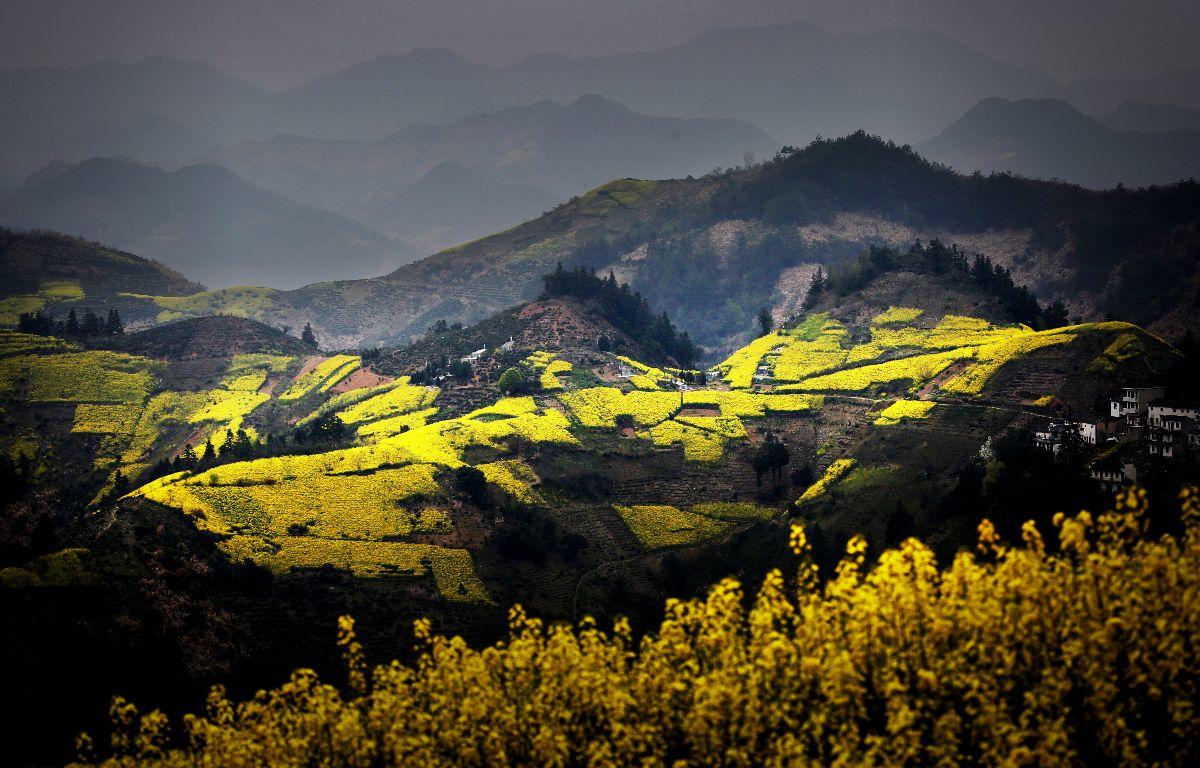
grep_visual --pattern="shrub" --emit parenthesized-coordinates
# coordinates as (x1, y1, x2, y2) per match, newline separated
(498, 367, 526, 394)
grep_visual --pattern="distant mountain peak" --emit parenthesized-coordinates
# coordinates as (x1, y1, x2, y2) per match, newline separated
(920, 96, 1200, 188)
(338, 47, 479, 76)
(567, 93, 631, 114)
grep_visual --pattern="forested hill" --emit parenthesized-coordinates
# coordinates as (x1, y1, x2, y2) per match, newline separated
(38, 134, 1200, 357)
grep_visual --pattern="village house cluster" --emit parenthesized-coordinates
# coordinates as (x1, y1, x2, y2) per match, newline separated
(1035, 385, 1200, 493)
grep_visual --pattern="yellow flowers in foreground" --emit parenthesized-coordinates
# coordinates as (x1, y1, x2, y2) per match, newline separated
(77, 488, 1200, 767)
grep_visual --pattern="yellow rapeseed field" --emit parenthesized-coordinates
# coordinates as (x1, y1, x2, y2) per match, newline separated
(278, 355, 361, 401)
(614, 504, 733, 549)
(874, 399, 937, 425)
(796, 457, 857, 504)
(74, 488, 1200, 767)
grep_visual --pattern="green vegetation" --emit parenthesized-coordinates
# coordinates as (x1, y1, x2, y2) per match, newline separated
(121, 286, 280, 324)
(542, 264, 699, 367)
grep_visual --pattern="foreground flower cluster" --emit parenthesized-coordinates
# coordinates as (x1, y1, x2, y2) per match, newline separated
(77, 488, 1200, 767)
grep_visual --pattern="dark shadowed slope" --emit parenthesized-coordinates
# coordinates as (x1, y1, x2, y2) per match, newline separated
(113, 315, 310, 359)
(0, 226, 201, 326)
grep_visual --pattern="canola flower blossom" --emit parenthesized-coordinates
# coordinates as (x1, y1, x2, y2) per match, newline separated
(796, 457, 857, 504)
(75, 488, 1200, 767)
(874, 399, 937, 425)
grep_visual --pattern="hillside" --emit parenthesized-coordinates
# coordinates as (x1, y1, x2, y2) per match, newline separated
(112, 135, 1200, 358)
(919, 97, 1200, 188)
(0, 227, 201, 327)
(0, 157, 413, 289)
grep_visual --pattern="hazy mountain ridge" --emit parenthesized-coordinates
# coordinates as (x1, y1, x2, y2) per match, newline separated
(0, 157, 414, 289)
(919, 97, 1200, 188)
(1064, 66, 1200, 115)
(1101, 99, 1200, 133)
(256, 22, 1058, 144)
(0, 19, 1110, 186)
(204, 94, 775, 253)
(0, 56, 266, 185)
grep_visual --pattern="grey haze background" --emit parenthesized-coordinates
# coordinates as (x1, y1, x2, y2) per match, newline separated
(2, 0, 1197, 89)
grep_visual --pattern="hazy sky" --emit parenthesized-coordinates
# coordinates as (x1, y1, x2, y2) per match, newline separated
(1, 0, 1196, 89)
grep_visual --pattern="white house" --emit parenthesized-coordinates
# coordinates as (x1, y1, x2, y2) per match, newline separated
(1146, 399, 1200, 460)
(1109, 386, 1166, 423)
(1089, 455, 1137, 493)
(1034, 421, 1096, 455)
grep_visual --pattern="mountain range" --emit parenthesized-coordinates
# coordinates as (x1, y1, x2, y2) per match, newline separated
(203, 94, 775, 252)
(2, 21, 1199, 291)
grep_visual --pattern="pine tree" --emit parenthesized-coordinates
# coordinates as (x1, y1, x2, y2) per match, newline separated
(803, 267, 826, 310)
(104, 309, 124, 336)
(81, 309, 102, 336)
(301, 322, 318, 348)
(756, 307, 774, 337)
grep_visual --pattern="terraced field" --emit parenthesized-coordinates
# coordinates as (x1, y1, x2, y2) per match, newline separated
(2, 306, 1177, 617)
(719, 309, 1162, 402)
